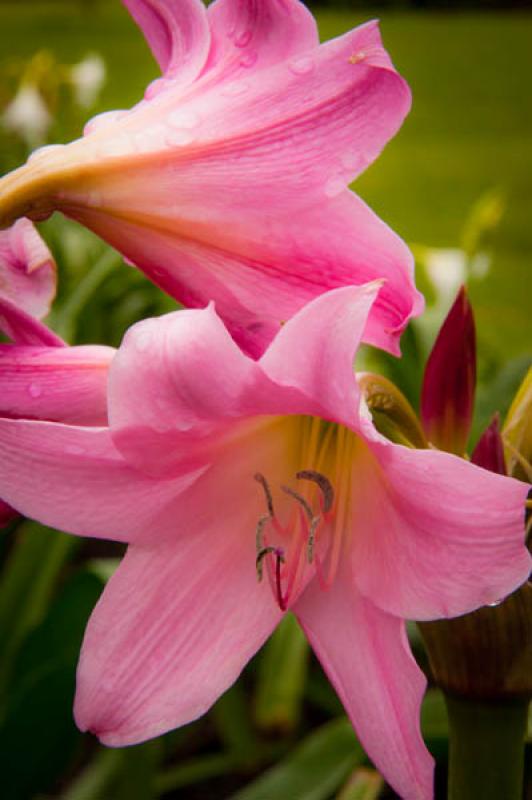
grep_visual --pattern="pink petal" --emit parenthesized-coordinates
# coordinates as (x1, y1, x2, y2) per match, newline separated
(295, 573, 433, 800)
(0, 418, 202, 543)
(74, 500, 282, 744)
(0, 296, 64, 345)
(0, 218, 56, 319)
(68, 190, 419, 358)
(350, 435, 531, 620)
(0, 344, 113, 424)
(260, 283, 381, 426)
(123, 0, 210, 83)
(420, 287, 476, 454)
(205, 0, 318, 81)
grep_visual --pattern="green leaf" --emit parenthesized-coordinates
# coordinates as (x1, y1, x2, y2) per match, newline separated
(0, 570, 103, 800)
(336, 767, 384, 800)
(229, 718, 365, 800)
(254, 613, 309, 734)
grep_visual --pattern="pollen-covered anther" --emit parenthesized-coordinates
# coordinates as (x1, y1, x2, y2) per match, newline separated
(296, 470, 334, 514)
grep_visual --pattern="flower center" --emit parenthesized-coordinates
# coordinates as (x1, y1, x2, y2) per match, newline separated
(253, 415, 357, 610)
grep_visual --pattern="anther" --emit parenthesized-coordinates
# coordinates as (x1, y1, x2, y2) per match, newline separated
(254, 472, 274, 516)
(307, 516, 320, 564)
(296, 470, 334, 513)
(255, 514, 271, 578)
(281, 484, 313, 521)
(256, 545, 284, 582)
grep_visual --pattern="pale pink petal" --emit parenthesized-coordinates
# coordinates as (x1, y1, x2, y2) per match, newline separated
(0, 296, 64, 345)
(350, 435, 531, 620)
(295, 573, 433, 800)
(122, 0, 210, 83)
(74, 487, 282, 745)
(0, 219, 56, 319)
(204, 0, 318, 81)
(68, 190, 419, 358)
(260, 283, 381, 426)
(0, 418, 202, 543)
(0, 344, 113, 424)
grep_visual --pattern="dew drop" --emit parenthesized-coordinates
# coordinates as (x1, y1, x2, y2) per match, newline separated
(234, 29, 252, 48)
(340, 151, 362, 171)
(221, 81, 250, 97)
(167, 108, 200, 129)
(324, 177, 345, 198)
(144, 77, 166, 101)
(84, 110, 127, 136)
(288, 55, 315, 76)
(134, 330, 152, 352)
(28, 382, 42, 399)
(165, 128, 194, 147)
(65, 444, 85, 456)
(239, 50, 258, 68)
(100, 134, 132, 158)
(28, 144, 64, 163)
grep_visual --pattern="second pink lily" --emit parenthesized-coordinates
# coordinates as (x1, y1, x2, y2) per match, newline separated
(0, 0, 422, 357)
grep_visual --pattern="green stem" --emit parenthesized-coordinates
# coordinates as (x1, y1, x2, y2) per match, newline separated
(445, 694, 529, 800)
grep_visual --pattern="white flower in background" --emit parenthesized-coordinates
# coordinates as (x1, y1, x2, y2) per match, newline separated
(2, 84, 51, 148)
(70, 54, 106, 108)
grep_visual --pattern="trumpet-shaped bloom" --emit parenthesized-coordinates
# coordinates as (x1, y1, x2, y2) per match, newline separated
(0, 219, 113, 523)
(0, 285, 528, 800)
(0, 0, 422, 357)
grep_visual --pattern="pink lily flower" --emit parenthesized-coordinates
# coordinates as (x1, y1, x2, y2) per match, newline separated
(0, 0, 422, 357)
(0, 219, 113, 523)
(0, 284, 528, 799)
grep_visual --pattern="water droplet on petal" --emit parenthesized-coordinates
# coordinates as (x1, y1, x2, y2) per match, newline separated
(134, 330, 152, 352)
(65, 444, 85, 456)
(165, 128, 194, 147)
(167, 108, 200, 129)
(221, 81, 250, 97)
(324, 177, 345, 198)
(239, 50, 258, 68)
(28, 382, 42, 398)
(144, 78, 167, 101)
(100, 134, 132, 158)
(84, 110, 127, 136)
(340, 151, 362, 171)
(28, 144, 65, 163)
(234, 29, 252, 48)
(288, 55, 315, 76)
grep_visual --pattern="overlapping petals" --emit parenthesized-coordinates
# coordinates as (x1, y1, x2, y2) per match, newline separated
(0, 285, 528, 800)
(0, 1, 422, 357)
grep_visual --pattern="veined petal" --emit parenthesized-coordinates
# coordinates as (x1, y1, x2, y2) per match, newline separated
(65, 191, 419, 358)
(0, 218, 56, 319)
(0, 418, 202, 543)
(0, 344, 113, 424)
(260, 284, 380, 427)
(205, 0, 318, 81)
(0, 296, 64, 345)
(295, 574, 433, 800)
(123, 0, 210, 83)
(351, 435, 531, 620)
(74, 489, 282, 745)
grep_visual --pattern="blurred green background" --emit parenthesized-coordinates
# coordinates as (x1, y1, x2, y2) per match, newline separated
(0, 2, 530, 799)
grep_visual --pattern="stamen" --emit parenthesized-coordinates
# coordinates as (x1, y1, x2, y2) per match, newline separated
(296, 470, 334, 513)
(255, 515, 271, 579)
(256, 545, 284, 582)
(307, 516, 321, 564)
(281, 484, 313, 520)
(254, 472, 274, 516)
